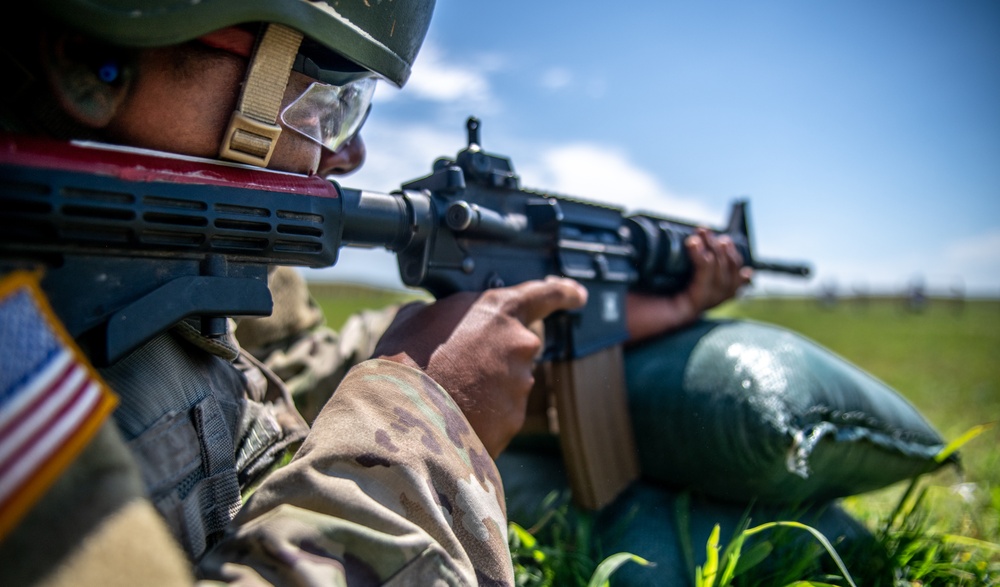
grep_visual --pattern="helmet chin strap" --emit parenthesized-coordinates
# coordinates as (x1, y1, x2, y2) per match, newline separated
(219, 24, 303, 167)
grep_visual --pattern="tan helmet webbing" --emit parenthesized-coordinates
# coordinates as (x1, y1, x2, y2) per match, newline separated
(219, 23, 303, 167)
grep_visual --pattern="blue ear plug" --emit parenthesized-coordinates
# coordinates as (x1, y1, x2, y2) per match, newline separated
(97, 61, 119, 83)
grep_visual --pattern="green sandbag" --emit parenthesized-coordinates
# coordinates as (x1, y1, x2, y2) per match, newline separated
(497, 449, 887, 587)
(596, 484, 883, 586)
(624, 319, 954, 504)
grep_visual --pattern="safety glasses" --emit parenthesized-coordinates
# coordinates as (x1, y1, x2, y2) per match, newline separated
(279, 77, 376, 153)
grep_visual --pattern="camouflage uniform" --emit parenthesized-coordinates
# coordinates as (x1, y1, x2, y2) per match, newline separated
(0, 267, 513, 586)
(199, 359, 511, 586)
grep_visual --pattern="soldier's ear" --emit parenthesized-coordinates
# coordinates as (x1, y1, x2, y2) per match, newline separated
(39, 31, 133, 128)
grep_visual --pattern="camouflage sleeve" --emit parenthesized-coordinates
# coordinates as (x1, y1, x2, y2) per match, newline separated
(196, 359, 514, 586)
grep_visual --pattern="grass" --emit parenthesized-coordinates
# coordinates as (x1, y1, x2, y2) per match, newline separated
(310, 283, 1000, 585)
(310, 281, 427, 327)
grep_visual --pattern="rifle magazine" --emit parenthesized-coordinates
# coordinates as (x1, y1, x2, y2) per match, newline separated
(549, 346, 640, 511)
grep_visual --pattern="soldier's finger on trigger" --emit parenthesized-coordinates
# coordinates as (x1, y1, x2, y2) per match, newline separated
(512, 277, 588, 325)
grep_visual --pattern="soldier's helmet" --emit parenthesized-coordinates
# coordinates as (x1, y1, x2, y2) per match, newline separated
(35, 0, 436, 166)
(36, 0, 435, 88)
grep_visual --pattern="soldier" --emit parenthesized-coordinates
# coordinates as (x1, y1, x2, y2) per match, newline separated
(0, 1, 748, 585)
(0, 0, 594, 584)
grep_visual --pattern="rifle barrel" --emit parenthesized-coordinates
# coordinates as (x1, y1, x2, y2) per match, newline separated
(752, 259, 811, 277)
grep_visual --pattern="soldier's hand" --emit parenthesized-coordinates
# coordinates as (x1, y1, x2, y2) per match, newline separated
(373, 276, 588, 458)
(626, 228, 752, 342)
(683, 228, 753, 311)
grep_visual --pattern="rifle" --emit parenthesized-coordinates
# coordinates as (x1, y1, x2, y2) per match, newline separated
(0, 118, 809, 509)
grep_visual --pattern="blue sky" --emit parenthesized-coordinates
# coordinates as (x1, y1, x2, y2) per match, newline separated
(305, 0, 1000, 298)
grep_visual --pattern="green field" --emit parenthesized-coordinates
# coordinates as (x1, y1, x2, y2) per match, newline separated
(311, 283, 1000, 583)
(310, 282, 427, 329)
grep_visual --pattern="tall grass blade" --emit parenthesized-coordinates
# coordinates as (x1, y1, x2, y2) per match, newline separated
(882, 476, 922, 538)
(675, 491, 696, 580)
(743, 521, 858, 587)
(941, 534, 1000, 553)
(717, 504, 755, 586)
(510, 522, 538, 550)
(731, 540, 773, 577)
(718, 530, 746, 586)
(701, 523, 721, 587)
(585, 552, 652, 587)
(936, 422, 994, 463)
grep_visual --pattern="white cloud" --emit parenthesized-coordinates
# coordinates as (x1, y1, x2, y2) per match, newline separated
(516, 143, 720, 224)
(540, 67, 572, 91)
(937, 229, 1000, 295)
(944, 230, 1000, 267)
(341, 118, 466, 192)
(371, 82, 404, 103)
(536, 67, 607, 98)
(751, 229, 1000, 298)
(379, 43, 496, 105)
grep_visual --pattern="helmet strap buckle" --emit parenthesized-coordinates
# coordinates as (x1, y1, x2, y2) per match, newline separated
(219, 111, 283, 167)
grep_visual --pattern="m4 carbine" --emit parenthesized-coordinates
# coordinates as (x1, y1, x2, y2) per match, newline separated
(0, 118, 809, 508)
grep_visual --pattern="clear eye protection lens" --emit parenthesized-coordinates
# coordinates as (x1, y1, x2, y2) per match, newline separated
(280, 77, 377, 153)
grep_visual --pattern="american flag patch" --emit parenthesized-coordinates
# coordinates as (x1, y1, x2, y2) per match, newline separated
(0, 271, 117, 538)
